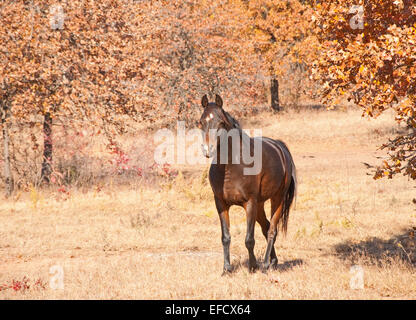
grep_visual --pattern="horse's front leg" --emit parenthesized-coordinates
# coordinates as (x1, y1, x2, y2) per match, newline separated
(245, 198, 258, 272)
(215, 197, 232, 275)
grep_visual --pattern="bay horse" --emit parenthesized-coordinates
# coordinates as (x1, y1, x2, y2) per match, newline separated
(198, 94, 297, 273)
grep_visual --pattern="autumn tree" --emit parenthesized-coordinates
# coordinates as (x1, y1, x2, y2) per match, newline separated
(232, 0, 319, 111)
(134, 0, 266, 125)
(313, 0, 416, 180)
(0, 0, 146, 190)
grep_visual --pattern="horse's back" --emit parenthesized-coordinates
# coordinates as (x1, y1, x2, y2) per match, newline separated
(255, 137, 295, 200)
(257, 137, 294, 171)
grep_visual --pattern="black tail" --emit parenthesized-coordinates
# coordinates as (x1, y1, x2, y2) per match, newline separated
(273, 140, 297, 235)
(280, 164, 297, 235)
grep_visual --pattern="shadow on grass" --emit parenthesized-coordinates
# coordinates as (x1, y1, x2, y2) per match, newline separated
(274, 259, 304, 272)
(230, 258, 303, 273)
(333, 229, 416, 267)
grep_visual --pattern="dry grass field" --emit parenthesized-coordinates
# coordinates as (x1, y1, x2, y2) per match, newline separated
(0, 107, 415, 299)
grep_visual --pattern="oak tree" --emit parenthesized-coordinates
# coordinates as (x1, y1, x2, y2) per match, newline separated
(313, 0, 416, 180)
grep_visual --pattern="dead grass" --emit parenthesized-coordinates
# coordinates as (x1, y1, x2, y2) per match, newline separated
(0, 108, 415, 299)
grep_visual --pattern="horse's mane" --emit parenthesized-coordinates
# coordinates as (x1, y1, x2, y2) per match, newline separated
(223, 110, 241, 130)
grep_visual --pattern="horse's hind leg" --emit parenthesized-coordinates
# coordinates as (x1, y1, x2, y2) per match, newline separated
(215, 197, 232, 275)
(262, 195, 283, 272)
(256, 202, 278, 267)
(244, 198, 258, 272)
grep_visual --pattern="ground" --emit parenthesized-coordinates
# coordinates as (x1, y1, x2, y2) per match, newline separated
(0, 107, 415, 299)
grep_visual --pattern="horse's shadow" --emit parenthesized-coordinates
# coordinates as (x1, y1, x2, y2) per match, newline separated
(274, 259, 304, 271)
(230, 257, 303, 273)
(333, 229, 416, 267)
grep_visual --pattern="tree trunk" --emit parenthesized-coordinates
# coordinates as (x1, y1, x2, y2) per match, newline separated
(1, 106, 14, 197)
(270, 75, 280, 112)
(41, 112, 53, 183)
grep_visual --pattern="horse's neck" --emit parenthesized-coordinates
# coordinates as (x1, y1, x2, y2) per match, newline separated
(214, 126, 251, 165)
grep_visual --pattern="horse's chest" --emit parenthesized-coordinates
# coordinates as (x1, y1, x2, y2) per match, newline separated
(223, 180, 246, 203)
(211, 166, 251, 204)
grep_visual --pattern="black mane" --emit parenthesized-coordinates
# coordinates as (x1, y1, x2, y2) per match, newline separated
(223, 110, 241, 129)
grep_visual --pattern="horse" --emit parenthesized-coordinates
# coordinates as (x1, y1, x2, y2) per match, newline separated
(198, 94, 297, 273)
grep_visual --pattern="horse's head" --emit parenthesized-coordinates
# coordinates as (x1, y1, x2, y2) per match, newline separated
(198, 94, 235, 158)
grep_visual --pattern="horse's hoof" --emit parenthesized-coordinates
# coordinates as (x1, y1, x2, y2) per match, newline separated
(261, 263, 270, 273)
(222, 265, 232, 276)
(271, 258, 278, 269)
(248, 264, 258, 273)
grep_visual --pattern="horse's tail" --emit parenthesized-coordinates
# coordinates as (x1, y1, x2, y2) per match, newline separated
(280, 153, 297, 235)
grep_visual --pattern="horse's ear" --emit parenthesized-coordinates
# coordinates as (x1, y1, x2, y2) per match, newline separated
(215, 94, 223, 109)
(201, 95, 208, 108)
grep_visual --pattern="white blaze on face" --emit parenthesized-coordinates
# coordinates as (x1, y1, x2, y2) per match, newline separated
(202, 114, 213, 157)
(201, 113, 215, 157)
(205, 113, 214, 122)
